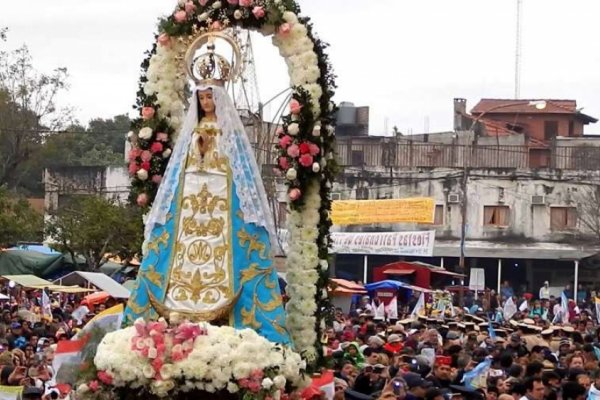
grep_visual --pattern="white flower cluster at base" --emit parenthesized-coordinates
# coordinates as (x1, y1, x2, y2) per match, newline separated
(92, 324, 307, 398)
(285, 181, 322, 360)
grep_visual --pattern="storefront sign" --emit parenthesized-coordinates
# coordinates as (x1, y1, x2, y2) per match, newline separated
(331, 230, 435, 256)
(331, 198, 435, 225)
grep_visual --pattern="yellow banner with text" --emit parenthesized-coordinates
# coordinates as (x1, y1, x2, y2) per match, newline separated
(332, 197, 435, 225)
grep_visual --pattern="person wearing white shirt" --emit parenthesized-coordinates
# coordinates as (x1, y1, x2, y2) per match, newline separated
(539, 281, 550, 300)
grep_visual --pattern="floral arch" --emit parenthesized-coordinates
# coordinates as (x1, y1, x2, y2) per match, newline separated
(127, 0, 337, 367)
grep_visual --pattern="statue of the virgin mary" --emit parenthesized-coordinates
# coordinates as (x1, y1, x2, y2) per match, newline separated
(125, 32, 290, 345)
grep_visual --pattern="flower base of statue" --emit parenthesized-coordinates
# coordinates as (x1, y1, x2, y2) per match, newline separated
(76, 318, 308, 400)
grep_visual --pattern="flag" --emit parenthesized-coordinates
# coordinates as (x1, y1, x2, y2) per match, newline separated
(0, 386, 22, 400)
(372, 301, 385, 321)
(561, 292, 569, 323)
(488, 323, 497, 341)
(519, 300, 528, 312)
(462, 358, 492, 390)
(385, 296, 398, 320)
(302, 370, 334, 400)
(73, 304, 124, 340)
(503, 297, 517, 321)
(42, 289, 52, 321)
(53, 338, 87, 385)
(411, 293, 425, 317)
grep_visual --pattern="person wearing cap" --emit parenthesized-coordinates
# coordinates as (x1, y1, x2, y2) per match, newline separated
(425, 356, 453, 389)
(383, 334, 404, 355)
(22, 386, 43, 400)
(403, 372, 432, 400)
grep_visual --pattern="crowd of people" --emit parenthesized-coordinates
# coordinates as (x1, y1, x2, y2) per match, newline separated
(324, 284, 600, 400)
(0, 287, 123, 400)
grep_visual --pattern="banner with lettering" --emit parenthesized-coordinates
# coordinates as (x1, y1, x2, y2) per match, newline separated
(331, 230, 435, 256)
(331, 197, 435, 225)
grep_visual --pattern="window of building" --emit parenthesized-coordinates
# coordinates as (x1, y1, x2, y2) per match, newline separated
(351, 150, 364, 166)
(433, 205, 444, 225)
(483, 206, 510, 227)
(550, 207, 577, 230)
(544, 121, 559, 140)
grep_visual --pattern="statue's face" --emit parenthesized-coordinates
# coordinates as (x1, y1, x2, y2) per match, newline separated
(198, 89, 215, 114)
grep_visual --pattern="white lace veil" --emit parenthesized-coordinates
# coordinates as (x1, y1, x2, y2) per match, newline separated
(144, 84, 278, 254)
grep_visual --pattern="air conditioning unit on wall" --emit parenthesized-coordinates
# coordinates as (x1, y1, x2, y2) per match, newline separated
(531, 195, 546, 205)
(448, 193, 461, 204)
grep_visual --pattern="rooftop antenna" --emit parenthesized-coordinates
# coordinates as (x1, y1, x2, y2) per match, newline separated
(514, 0, 523, 99)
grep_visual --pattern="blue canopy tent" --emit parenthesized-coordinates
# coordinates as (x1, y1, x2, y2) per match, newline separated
(364, 280, 432, 294)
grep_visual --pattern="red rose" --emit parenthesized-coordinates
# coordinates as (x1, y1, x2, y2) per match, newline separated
(150, 142, 164, 154)
(299, 143, 311, 154)
(141, 161, 151, 171)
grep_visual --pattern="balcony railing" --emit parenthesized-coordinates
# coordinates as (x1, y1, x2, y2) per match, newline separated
(252, 141, 600, 171)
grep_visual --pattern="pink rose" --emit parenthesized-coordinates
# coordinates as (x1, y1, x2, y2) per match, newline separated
(141, 150, 152, 162)
(278, 157, 290, 170)
(289, 188, 302, 201)
(278, 23, 291, 35)
(239, 378, 250, 389)
(174, 10, 187, 23)
(141, 106, 155, 120)
(250, 369, 264, 380)
(98, 371, 113, 385)
(151, 175, 163, 184)
(289, 99, 302, 115)
(184, 1, 196, 14)
(299, 154, 313, 167)
(247, 381, 261, 393)
(199, 0, 208, 5)
(279, 135, 293, 149)
(141, 161, 151, 171)
(211, 21, 223, 31)
(252, 6, 265, 18)
(151, 358, 163, 376)
(150, 142, 164, 154)
(308, 143, 320, 156)
(240, 0, 252, 6)
(128, 148, 141, 161)
(157, 33, 170, 47)
(89, 380, 100, 392)
(128, 162, 139, 175)
(299, 143, 311, 155)
(287, 144, 300, 158)
(227, 0, 239, 4)
(156, 132, 169, 142)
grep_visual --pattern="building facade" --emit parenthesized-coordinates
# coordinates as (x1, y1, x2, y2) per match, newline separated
(326, 99, 600, 295)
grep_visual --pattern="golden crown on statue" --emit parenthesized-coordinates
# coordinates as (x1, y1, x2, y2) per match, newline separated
(181, 30, 243, 87)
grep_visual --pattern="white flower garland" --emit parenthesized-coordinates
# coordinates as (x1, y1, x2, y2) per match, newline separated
(87, 323, 307, 398)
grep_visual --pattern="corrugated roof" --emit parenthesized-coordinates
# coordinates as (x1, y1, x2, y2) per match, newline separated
(471, 99, 577, 114)
(471, 99, 598, 123)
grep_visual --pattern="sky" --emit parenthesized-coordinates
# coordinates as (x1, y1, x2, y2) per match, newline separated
(2, 0, 600, 135)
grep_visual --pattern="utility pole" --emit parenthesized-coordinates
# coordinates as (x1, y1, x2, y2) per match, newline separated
(514, 0, 523, 99)
(458, 167, 469, 307)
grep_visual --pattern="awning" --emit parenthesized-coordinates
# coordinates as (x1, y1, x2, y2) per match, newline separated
(2, 274, 54, 289)
(330, 278, 367, 294)
(383, 269, 415, 275)
(53, 286, 96, 294)
(430, 269, 466, 277)
(54, 271, 130, 299)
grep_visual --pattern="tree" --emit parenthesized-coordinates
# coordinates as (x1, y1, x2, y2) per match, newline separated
(0, 45, 71, 190)
(576, 186, 600, 243)
(45, 195, 143, 270)
(0, 187, 43, 247)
